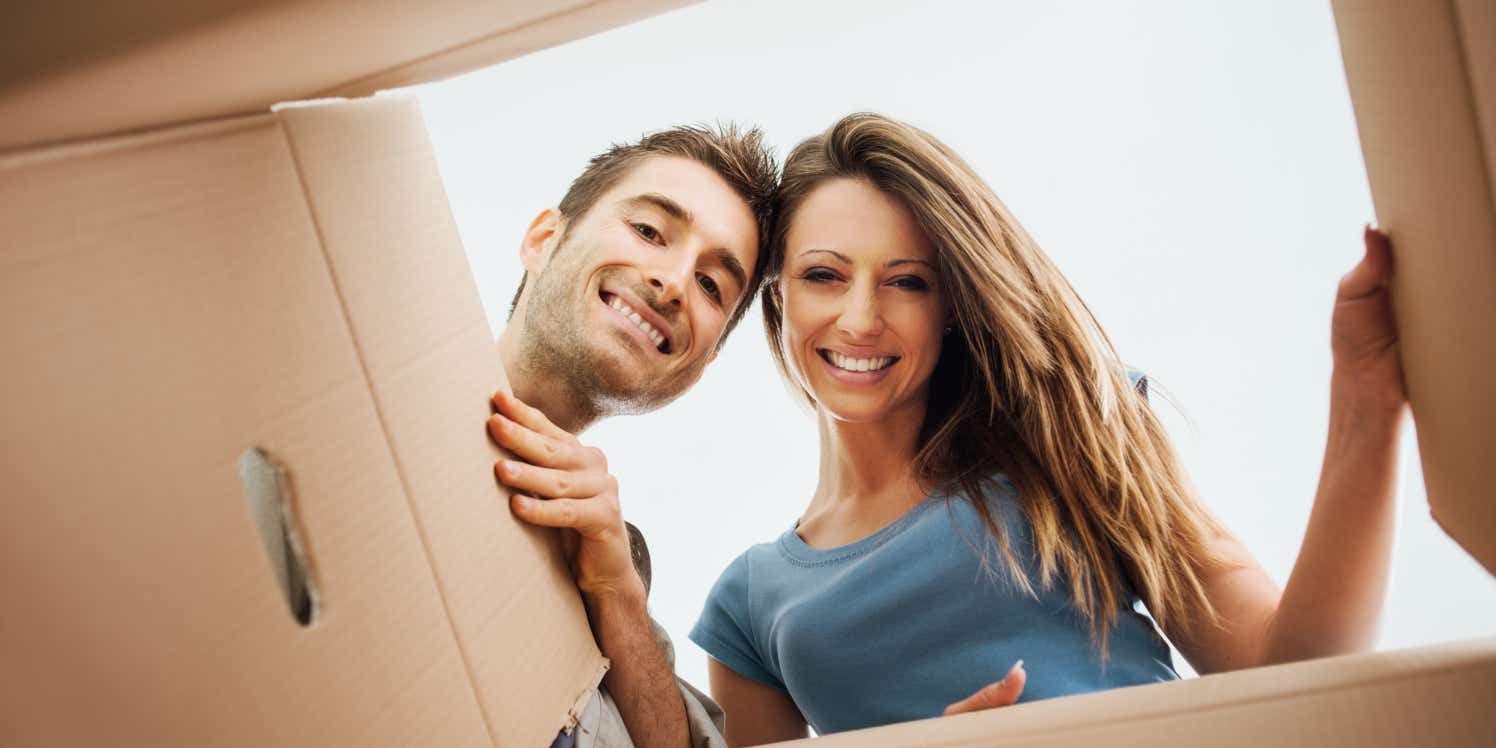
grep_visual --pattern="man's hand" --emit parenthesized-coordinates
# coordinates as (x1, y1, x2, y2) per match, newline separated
(942, 661, 1026, 717)
(489, 390, 642, 600)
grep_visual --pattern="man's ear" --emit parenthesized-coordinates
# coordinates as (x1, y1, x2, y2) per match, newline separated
(520, 208, 562, 274)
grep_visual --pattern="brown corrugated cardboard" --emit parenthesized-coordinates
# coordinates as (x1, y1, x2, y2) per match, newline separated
(3, 0, 1494, 746)
(766, 637, 1496, 747)
(0, 0, 696, 152)
(276, 98, 610, 744)
(1332, 0, 1496, 574)
(0, 96, 604, 747)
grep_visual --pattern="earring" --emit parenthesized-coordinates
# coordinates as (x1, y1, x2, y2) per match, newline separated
(943, 325, 954, 336)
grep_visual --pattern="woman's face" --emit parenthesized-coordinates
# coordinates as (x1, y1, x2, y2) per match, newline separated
(778, 177, 947, 425)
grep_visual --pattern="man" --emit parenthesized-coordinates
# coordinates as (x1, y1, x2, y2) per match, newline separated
(485, 125, 776, 748)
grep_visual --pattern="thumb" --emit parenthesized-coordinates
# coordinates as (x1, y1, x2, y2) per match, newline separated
(1338, 225, 1392, 301)
(943, 661, 1027, 716)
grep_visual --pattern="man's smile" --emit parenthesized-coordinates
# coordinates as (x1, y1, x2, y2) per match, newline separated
(600, 289, 674, 355)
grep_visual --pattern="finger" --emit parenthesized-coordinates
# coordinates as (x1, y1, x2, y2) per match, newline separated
(510, 494, 612, 533)
(943, 661, 1026, 716)
(1340, 225, 1393, 301)
(492, 389, 573, 442)
(488, 413, 586, 468)
(495, 459, 613, 499)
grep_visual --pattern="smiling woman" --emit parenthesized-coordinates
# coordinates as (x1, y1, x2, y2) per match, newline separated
(686, 112, 1408, 744)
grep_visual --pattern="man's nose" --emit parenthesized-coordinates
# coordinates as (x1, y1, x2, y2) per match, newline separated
(645, 256, 692, 310)
(836, 290, 884, 339)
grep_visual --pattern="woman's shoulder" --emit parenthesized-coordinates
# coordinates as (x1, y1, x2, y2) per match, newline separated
(710, 534, 788, 584)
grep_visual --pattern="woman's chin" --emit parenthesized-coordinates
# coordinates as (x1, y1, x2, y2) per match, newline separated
(812, 393, 900, 425)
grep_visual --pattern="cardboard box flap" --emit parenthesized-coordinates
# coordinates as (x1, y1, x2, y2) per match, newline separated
(0, 111, 490, 746)
(0, 93, 605, 747)
(0, 0, 695, 152)
(1332, 0, 1496, 575)
(277, 95, 609, 747)
(776, 637, 1496, 747)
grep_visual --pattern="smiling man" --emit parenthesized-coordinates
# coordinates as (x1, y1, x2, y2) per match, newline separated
(491, 126, 776, 747)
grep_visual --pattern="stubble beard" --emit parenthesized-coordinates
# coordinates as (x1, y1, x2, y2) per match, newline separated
(517, 236, 681, 420)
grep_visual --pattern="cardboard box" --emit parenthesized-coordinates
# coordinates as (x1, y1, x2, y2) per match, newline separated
(772, 637, 1496, 747)
(0, 3, 691, 746)
(2, 1, 1492, 747)
(1332, 0, 1496, 576)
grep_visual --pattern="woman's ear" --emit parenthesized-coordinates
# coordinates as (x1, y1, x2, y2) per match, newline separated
(520, 208, 562, 273)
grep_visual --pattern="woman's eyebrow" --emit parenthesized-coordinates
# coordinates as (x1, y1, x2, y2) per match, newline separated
(886, 258, 935, 270)
(799, 249, 851, 263)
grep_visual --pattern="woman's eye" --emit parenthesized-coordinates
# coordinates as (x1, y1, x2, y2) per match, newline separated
(800, 268, 839, 283)
(891, 276, 930, 291)
(698, 274, 722, 303)
(632, 223, 661, 242)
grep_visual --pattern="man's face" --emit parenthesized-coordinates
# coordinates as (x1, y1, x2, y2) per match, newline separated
(517, 156, 760, 416)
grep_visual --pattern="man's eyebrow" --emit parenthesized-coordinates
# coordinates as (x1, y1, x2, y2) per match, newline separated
(623, 193, 695, 225)
(710, 247, 749, 298)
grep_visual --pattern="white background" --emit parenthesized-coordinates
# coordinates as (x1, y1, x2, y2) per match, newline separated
(413, 0, 1496, 691)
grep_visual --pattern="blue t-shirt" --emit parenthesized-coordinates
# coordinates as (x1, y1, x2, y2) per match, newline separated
(689, 475, 1178, 735)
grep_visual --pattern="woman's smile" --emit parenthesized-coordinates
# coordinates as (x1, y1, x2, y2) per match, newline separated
(816, 347, 901, 384)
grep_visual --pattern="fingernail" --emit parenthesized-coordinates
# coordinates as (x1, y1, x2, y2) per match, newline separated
(501, 460, 521, 477)
(1009, 659, 1024, 676)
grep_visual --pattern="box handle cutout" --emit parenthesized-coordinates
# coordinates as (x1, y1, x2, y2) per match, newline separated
(238, 448, 319, 626)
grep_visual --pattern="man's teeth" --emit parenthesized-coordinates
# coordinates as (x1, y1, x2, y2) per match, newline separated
(608, 296, 666, 349)
(826, 351, 895, 372)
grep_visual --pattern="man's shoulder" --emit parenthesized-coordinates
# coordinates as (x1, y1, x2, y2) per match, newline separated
(624, 522, 652, 596)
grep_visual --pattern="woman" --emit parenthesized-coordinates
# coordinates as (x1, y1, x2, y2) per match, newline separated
(688, 113, 1404, 743)
(497, 113, 1405, 744)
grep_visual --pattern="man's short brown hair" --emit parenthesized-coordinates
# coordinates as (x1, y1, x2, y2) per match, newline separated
(510, 124, 778, 343)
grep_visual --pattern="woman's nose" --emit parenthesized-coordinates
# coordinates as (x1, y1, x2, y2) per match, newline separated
(835, 292, 884, 338)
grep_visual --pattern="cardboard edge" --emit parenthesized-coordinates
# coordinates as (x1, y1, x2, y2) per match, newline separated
(1330, 0, 1496, 577)
(1453, 0, 1496, 216)
(770, 638, 1496, 747)
(316, 0, 697, 99)
(0, 111, 277, 171)
(273, 99, 501, 744)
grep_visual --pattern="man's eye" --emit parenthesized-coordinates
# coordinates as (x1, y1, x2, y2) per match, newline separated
(698, 274, 722, 303)
(632, 223, 662, 242)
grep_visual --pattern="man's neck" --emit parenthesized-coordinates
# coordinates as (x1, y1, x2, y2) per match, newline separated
(497, 325, 599, 435)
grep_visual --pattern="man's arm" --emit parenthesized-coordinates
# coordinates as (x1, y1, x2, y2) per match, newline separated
(584, 578, 690, 747)
(488, 390, 688, 747)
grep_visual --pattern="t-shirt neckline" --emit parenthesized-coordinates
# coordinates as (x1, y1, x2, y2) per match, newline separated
(778, 496, 940, 567)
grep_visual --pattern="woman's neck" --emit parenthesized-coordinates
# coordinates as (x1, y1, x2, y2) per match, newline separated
(799, 396, 929, 546)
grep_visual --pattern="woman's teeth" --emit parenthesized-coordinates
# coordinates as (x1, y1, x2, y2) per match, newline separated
(823, 350, 896, 372)
(607, 295, 667, 350)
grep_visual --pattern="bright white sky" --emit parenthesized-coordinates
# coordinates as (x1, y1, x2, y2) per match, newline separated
(413, 0, 1496, 691)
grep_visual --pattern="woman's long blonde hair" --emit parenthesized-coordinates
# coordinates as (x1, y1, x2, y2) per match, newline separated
(762, 113, 1227, 650)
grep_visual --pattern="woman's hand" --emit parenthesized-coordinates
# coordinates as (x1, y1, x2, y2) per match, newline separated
(488, 390, 642, 600)
(942, 660, 1026, 716)
(1330, 227, 1406, 416)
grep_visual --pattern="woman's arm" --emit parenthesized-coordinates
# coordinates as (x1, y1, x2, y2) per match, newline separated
(1168, 227, 1406, 673)
(707, 658, 808, 747)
